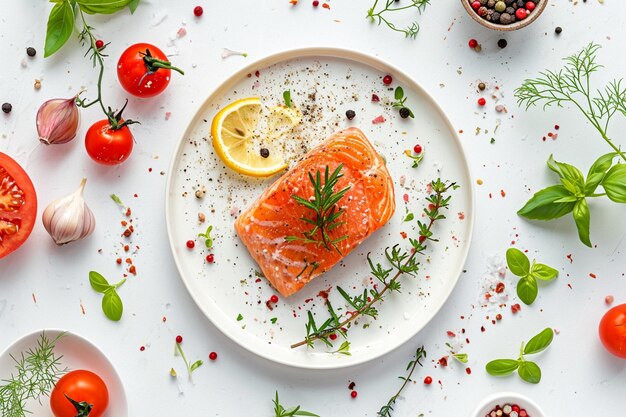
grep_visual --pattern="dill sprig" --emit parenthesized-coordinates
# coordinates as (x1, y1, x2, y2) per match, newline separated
(290, 179, 457, 350)
(514, 42, 626, 161)
(366, 0, 431, 39)
(273, 391, 320, 417)
(285, 165, 351, 254)
(0, 332, 67, 417)
(378, 346, 427, 417)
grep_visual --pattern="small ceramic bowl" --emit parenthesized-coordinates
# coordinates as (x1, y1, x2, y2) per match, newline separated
(470, 392, 546, 417)
(461, 0, 548, 31)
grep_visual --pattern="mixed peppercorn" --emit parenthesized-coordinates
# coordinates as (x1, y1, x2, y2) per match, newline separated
(485, 403, 530, 417)
(469, 0, 540, 25)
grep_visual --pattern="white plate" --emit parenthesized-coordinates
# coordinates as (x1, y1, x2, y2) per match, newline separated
(165, 47, 474, 369)
(0, 329, 128, 417)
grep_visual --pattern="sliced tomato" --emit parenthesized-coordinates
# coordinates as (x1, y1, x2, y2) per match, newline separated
(0, 152, 37, 259)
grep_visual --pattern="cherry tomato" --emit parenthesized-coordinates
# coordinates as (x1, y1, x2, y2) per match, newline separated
(117, 43, 183, 98)
(85, 119, 134, 165)
(599, 303, 626, 359)
(0, 152, 37, 259)
(50, 370, 109, 417)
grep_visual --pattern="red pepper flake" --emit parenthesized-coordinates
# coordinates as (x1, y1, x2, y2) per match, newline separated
(348, 381, 356, 390)
(121, 220, 128, 227)
(329, 333, 338, 340)
(568, 283, 573, 289)
(162, 316, 167, 322)
(80, 302, 85, 314)
(605, 295, 614, 305)
(446, 331, 456, 337)
(566, 253, 573, 263)
(438, 356, 448, 367)
(500, 189, 506, 197)
(496, 313, 502, 321)
(265, 300, 274, 311)
(116, 258, 122, 264)
(317, 289, 331, 299)
(125, 258, 132, 264)
(371, 93, 380, 102)
(589, 273, 597, 279)
(125, 207, 131, 217)
(480, 326, 485, 332)
(403, 193, 409, 203)
(458, 212, 465, 220)
(372, 115, 386, 124)
(322, 2, 330, 8)
(495, 282, 505, 293)
(255, 70, 260, 77)
(124, 245, 130, 252)
(400, 231, 407, 239)
(290, 0, 298, 5)
(255, 278, 262, 283)
(129, 265, 136, 275)
(465, 367, 472, 375)
(511, 303, 521, 314)
(140, 346, 145, 351)
(554, 124, 560, 130)
(547, 132, 553, 137)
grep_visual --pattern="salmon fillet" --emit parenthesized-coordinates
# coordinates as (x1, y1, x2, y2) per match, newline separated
(234, 127, 395, 297)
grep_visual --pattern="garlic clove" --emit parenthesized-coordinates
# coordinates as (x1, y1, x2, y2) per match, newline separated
(37, 96, 80, 145)
(42, 178, 96, 245)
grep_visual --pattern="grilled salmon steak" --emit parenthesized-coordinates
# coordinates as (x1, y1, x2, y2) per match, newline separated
(234, 127, 395, 297)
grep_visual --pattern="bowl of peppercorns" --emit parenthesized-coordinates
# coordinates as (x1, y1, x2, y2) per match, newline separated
(462, 0, 547, 30)
(470, 392, 546, 417)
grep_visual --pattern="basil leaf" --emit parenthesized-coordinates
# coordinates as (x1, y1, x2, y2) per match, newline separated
(547, 154, 584, 184)
(77, 0, 132, 15)
(517, 361, 542, 384)
(44, 2, 75, 58)
(585, 152, 615, 195)
(602, 164, 626, 203)
(523, 328, 554, 355)
(394, 86, 404, 100)
(506, 248, 530, 277)
(517, 276, 538, 305)
(573, 198, 592, 247)
(128, 0, 140, 13)
(102, 290, 123, 321)
(403, 212, 414, 222)
(517, 185, 576, 220)
(89, 271, 111, 293)
(531, 263, 558, 281)
(294, 411, 320, 417)
(485, 359, 519, 376)
(283, 90, 291, 108)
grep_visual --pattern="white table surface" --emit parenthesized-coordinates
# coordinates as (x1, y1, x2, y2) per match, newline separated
(1, 0, 624, 416)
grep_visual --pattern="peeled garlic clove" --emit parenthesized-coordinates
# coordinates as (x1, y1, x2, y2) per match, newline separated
(42, 178, 96, 245)
(36, 96, 80, 145)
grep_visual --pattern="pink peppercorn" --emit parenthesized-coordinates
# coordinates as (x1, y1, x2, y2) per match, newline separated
(471, 1, 480, 9)
(313, 0, 319, 6)
(186, 240, 195, 249)
(525, 1, 535, 11)
(209, 352, 217, 361)
(383, 75, 393, 85)
(350, 390, 357, 398)
(515, 8, 528, 20)
(206, 254, 215, 263)
(424, 376, 433, 384)
(478, 97, 486, 106)
(95, 39, 104, 49)
(270, 295, 279, 303)
(371, 94, 380, 102)
(414, 144, 423, 154)
(193, 6, 203, 16)
(468, 39, 478, 49)
(175, 335, 183, 344)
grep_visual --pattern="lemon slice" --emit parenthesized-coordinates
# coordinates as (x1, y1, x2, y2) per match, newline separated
(211, 98, 301, 177)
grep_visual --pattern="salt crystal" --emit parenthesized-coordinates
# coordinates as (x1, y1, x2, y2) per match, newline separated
(151, 10, 168, 27)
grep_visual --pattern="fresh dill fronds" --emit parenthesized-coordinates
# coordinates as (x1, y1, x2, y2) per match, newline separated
(366, 0, 431, 39)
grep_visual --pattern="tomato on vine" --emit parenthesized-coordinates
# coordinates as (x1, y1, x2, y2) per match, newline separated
(117, 43, 184, 98)
(50, 370, 109, 417)
(85, 101, 138, 166)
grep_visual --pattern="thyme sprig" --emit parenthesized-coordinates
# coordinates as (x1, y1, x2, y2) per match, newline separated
(285, 165, 351, 254)
(0, 332, 67, 417)
(515, 43, 625, 161)
(378, 346, 427, 417)
(367, 0, 431, 39)
(290, 179, 457, 350)
(273, 391, 320, 417)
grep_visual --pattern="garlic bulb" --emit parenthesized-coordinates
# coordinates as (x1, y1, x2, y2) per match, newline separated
(36, 96, 80, 145)
(42, 178, 96, 245)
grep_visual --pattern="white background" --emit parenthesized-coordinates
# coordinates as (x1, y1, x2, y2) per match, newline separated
(1, 0, 624, 416)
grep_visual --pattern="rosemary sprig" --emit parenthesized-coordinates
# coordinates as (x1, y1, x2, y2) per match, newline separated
(291, 179, 457, 349)
(273, 391, 320, 417)
(285, 165, 351, 254)
(515, 42, 625, 161)
(378, 346, 427, 417)
(366, 0, 431, 39)
(0, 332, 67, 417)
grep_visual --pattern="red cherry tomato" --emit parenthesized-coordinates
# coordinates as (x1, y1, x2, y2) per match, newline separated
(599, 303, 626, 359)
(117, 43, 183, 98)
(50, 370, 109, 417)
(85, 119, 134, 165)
(0, 152, 37, 259)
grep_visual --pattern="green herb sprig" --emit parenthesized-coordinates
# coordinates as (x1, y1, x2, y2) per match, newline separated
(486, 328, 554, 384)
(283, 90, 292, 108)
(367, 0, 431, 39)
(377, 346, 426, 417)
(173, 340, 203, 381)
(404, 149, 424, 168)
(445, 343, 468, 364)
(198, 225, 214, 249)
(506, 248, 558, 305)
(0, 332, 67, 417)
(514, 43, 626, 247)
(291, 179, 457, 350)
(391, 87, 415, 118)
(273, 391, 320, 417)
(285, 165, 351, 254)
(89, 271, 126, 321)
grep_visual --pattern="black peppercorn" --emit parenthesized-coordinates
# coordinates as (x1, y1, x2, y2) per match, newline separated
(26, 47, 36, 57)
(345, 109, 356, 120)
(399, 108, 410, 119)
(1, 103, 11, 114)
(260, 148, 270, 158)
(555, 26, 562, 34)
(497, 39, 508, 48)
